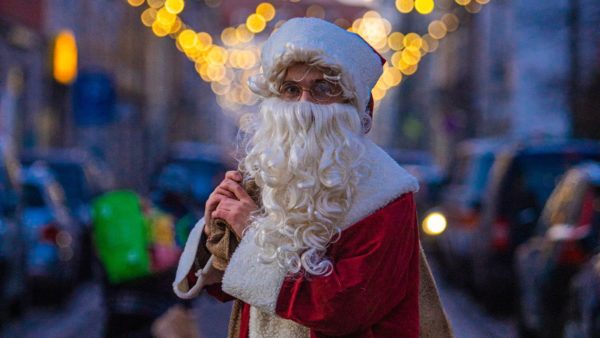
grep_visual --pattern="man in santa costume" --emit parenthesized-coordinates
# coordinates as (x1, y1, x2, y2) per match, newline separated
(173, 17, 452, 338)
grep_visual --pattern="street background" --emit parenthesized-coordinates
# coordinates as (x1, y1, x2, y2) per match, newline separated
(0, 0, 599, 337)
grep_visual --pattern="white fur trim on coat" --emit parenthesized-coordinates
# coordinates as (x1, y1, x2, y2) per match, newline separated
(221, 138, 419, 314)
(172, 218, 223, 299)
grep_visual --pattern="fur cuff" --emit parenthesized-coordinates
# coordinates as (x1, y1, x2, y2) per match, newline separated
(173, 218, 223, 299)
(221, 227, 286, 314)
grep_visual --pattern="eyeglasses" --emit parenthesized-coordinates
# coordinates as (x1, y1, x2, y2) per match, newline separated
(279, 80, 344, 103)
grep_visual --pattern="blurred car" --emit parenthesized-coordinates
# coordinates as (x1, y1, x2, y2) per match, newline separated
(472, 140, 600, 312)
(0, 140, 25, 325)
(18, 163, 82, 301)
(151, 142, 233, 212)
(564, 253, 600, 338)
(423, 138, 502, 287)
(386, 148, 444, 220)
(20, 148, 116, 226)
(515, 162, 600, 337)
(20, 148, 115, 280)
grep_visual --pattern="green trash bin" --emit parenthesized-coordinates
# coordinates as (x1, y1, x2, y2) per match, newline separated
(92, 190, 151, 284)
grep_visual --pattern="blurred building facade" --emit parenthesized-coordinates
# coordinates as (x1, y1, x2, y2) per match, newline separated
(386, 0, 600, 168)
(1, 0, 239, 190)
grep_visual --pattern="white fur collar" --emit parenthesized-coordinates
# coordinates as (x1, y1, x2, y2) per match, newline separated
(221, 138, 419, 315)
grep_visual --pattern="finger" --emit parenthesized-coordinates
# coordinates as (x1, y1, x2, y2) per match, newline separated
(225, 170, 242, 182)
(219, 179, 253, 203)
(205, 193, 226, 213)
(214, 187, 235, 199)
(211, 209, 229, 222)
(215, 202, 232, 212)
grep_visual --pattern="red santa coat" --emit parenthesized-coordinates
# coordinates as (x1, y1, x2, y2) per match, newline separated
(174, 139, 421, 338)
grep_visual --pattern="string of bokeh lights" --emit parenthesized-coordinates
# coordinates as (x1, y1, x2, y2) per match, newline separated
(125, 0, 491, 112)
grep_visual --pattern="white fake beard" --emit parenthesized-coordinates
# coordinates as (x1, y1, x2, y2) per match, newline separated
(238, 97, 368, 276)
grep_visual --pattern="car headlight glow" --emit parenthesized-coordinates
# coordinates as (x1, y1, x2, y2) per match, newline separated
(422, 212, 447, 236)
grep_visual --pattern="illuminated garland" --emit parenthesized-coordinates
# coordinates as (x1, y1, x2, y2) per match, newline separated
(126, 0, 491, 111)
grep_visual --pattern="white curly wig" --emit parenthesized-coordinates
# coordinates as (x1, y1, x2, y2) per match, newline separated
(237, 18, 385, 276)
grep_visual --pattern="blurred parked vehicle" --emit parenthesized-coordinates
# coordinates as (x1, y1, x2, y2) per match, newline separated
(473, 140, 600, 312)
(152, 142, 233, 209)
(515, 162, 600, 337)
(424, 138, 502, 287)
(19, 163, 82, 302)
(564, 253, 600, 338)
(20, 148, 115, 280)
(386, 148, 444, 220)
(0, 140, 25, 325)
(20, 148, 115, 226)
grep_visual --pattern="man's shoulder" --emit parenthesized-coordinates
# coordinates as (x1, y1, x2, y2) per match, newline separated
(338, 139, 419, 231)
(348, 192, 416, 231)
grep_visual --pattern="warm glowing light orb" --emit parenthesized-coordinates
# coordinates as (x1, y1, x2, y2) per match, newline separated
(423, 212, 447, 236)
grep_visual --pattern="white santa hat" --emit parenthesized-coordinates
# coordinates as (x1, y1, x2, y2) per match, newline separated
(249, 17, 385, 115)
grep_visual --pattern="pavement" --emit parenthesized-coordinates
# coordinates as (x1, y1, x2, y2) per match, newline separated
(1, 259, 517, 338)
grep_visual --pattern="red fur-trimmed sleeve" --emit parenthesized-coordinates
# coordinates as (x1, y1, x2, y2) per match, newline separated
(275, 193, 420, 337)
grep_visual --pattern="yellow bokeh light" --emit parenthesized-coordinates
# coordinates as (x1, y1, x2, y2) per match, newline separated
(363, 10, 381, 19)
(53, 30, 78, 85)
(442, 13, 460, 32)
(197, 32, 213, 50)
(147, 0, 165, 9)
(207, 46, 228, 65)
(169, 17, 183, 34)
(141, 8, 157, 27)
(400, 63, 418, 75)
(381, 67, 399, 88)
(246, 14, 266, 33)
(352, 18, 362, 32)
(177, 29, 198, 49)
(211, 81, 230, 96)
(428, 20, 447, 39)
(165, 0, 185, 14)
(376, 78, 389, 91)
(415, 0, 435, 14)
(401, 46, 421, 65)
(395, 0, 414, 13)
(422, 34, 439, 52)
(196, 63, 210, 82)
(152, 21, 170, 37)
(207, 64, 226, 81)
(455, 0, 470, 5)
(476, 0, 490, 4)
(128, 0, 145, 7)
(422, 212, 447, 236)
(221, 27, 238, 46)
(388, 32, 405, 51)
(256, 2, 276, 21)
(236, 25, 254, 43)
(403, 32, 422, 49)
(156, 8, 177, 26)
(391, 51, 403, 69)
(420, 35, 430, 53)
(372, 86, 386, 101)
(465, 2, 482, 13)
(381, 18, 392, 36)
